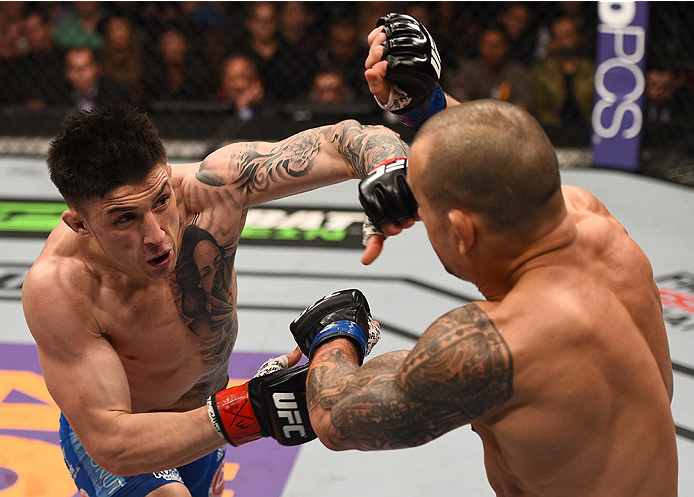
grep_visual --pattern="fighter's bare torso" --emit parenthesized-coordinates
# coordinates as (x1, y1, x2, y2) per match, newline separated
(35, 168, 244, 413)
(470, 186, 677, 496)
(25, 121, 408, 420)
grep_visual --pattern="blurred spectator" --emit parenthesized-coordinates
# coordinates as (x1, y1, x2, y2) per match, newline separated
(430, 2, 484, 71)
(0, 10, 25, 60)
(535, 1, 596, 60)
(142, 25, 215, 107)
(640, 67, 694, 183)
(499, 2, 538, 66)
(317, 15, 370, 99)
(180, 1, 226, 76)
(0, 0, 28, 55)
(53, 1, 106, 51)
(239, 1, 313, 101)
(279, 1, 323, 53)
(40, 2, 70, 25)
(217, 54, 279, 121)
(0, 2, 28, 106)
(13, 9, 66, 109)
(645, 69, 681, 125)
(642, 68, 694, 152)
(532, 16, 593, 146)
(310, 69, 352, 106)
(358, 1, 396, 44)
(101, 16, 144, 105)
(445, 24, 533, 112)
(61, 46, 131, 111)
(406, 3, 433, 28)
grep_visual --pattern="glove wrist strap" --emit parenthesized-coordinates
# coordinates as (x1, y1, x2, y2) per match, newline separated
(373, 83, 413, 112)
(209, 383, 264, 447)
(207, 396, 229, 443)
(310, 320, 368, 361)
(392, 85, 446, 130)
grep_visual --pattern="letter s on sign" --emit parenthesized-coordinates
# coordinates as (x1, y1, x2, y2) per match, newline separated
(599, 2, 636, 28)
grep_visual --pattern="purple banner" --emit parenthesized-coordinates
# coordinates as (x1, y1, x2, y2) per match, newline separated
(591, 2, 650, 171)
(0, 343, 302, 497)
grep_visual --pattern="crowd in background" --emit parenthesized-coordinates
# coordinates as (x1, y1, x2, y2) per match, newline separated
(1, 0, 693, 152)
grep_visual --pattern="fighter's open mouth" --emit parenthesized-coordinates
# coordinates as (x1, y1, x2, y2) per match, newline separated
(149, 251, 171, 265)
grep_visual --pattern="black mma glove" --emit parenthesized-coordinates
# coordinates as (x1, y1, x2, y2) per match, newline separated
(290, 289, 380, 364)
(207, 365, 316, 447)
(377, 13, 442, 113)
(359, 157, 418, 231)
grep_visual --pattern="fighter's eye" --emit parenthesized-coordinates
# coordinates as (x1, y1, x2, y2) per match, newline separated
(115, 213, 134, 224)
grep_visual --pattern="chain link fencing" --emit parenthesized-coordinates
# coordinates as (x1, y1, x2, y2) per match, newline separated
(0, 1, 693, 185)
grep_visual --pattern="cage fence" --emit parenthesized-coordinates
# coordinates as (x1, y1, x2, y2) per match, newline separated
(0, 1, 692, 185)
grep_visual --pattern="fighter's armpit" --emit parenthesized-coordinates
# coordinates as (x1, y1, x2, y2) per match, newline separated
(398, 304, 514, 421)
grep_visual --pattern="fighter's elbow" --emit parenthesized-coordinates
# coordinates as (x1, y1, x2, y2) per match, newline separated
(310, 409, 354, 452)
(88, 443, 134, 476)
(81, 432, 143, 476)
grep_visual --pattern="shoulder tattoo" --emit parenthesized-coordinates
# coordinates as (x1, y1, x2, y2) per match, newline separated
(400, 304, 514, 418)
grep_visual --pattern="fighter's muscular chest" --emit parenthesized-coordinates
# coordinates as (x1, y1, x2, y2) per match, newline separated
(96, 219, 241, 412)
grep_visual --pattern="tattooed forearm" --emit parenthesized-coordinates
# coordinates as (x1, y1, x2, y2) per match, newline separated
(329, 120, 409, 178)
(307, 347, 362, 413)
(308, 304, 513, 451)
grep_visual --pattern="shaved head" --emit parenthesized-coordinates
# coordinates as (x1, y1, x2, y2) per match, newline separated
(410, 100, 562, 234)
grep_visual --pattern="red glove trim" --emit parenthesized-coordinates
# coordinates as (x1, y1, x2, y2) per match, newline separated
(212, 383, 263, 446)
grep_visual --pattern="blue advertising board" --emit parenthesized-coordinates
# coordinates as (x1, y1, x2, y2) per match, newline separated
(592, 2, 650, 171)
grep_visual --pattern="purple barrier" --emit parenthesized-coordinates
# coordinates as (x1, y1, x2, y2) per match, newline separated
(592, 2, 650, 171)
(0, 343, 303, 497)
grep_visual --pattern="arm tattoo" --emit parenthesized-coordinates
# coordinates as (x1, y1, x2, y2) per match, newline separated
(195, 121, 408, 196)
(329, 120, 409, 178)
(399, 304, 513, 411)
(232, 129, 323, 194)
(311, 304, 513, 450)
(195, 158, 225, 186)
(194, 130, 322, 194)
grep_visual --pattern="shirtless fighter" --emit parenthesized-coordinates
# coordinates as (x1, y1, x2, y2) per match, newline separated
(21, 106, 406, 496)
(287, 14, 679, 497)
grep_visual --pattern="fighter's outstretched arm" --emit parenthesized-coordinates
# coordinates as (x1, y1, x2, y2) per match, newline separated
(305, 304, 514, 451)
(182, 120, 409, 210)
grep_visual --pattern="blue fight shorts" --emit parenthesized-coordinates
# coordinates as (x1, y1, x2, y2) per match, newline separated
(59, 414, 226, 497)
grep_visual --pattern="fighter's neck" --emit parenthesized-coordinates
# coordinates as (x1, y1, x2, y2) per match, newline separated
(474, 213, 578, 301)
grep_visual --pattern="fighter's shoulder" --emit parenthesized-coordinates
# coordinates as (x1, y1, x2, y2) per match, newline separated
(562, 185, 608, 215)
(562, 185, 624, 225)
(24, 240, 96, 319)
(562, 185, 628, 234)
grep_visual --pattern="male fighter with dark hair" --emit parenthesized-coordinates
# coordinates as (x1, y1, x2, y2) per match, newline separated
(289, 13, 678, 497)
(22, 104, 402, 496)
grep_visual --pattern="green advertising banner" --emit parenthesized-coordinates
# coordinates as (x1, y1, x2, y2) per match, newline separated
(0, 199, 366, 248)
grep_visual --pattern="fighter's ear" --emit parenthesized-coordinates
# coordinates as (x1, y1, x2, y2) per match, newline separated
(448, 209, 476, 255)
(62, 209, 91, 237)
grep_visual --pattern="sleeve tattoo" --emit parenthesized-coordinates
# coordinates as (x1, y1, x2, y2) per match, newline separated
(195, 121, 408, 195)
(328, 120, 409, 178)
(308, 304, 513, 450)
